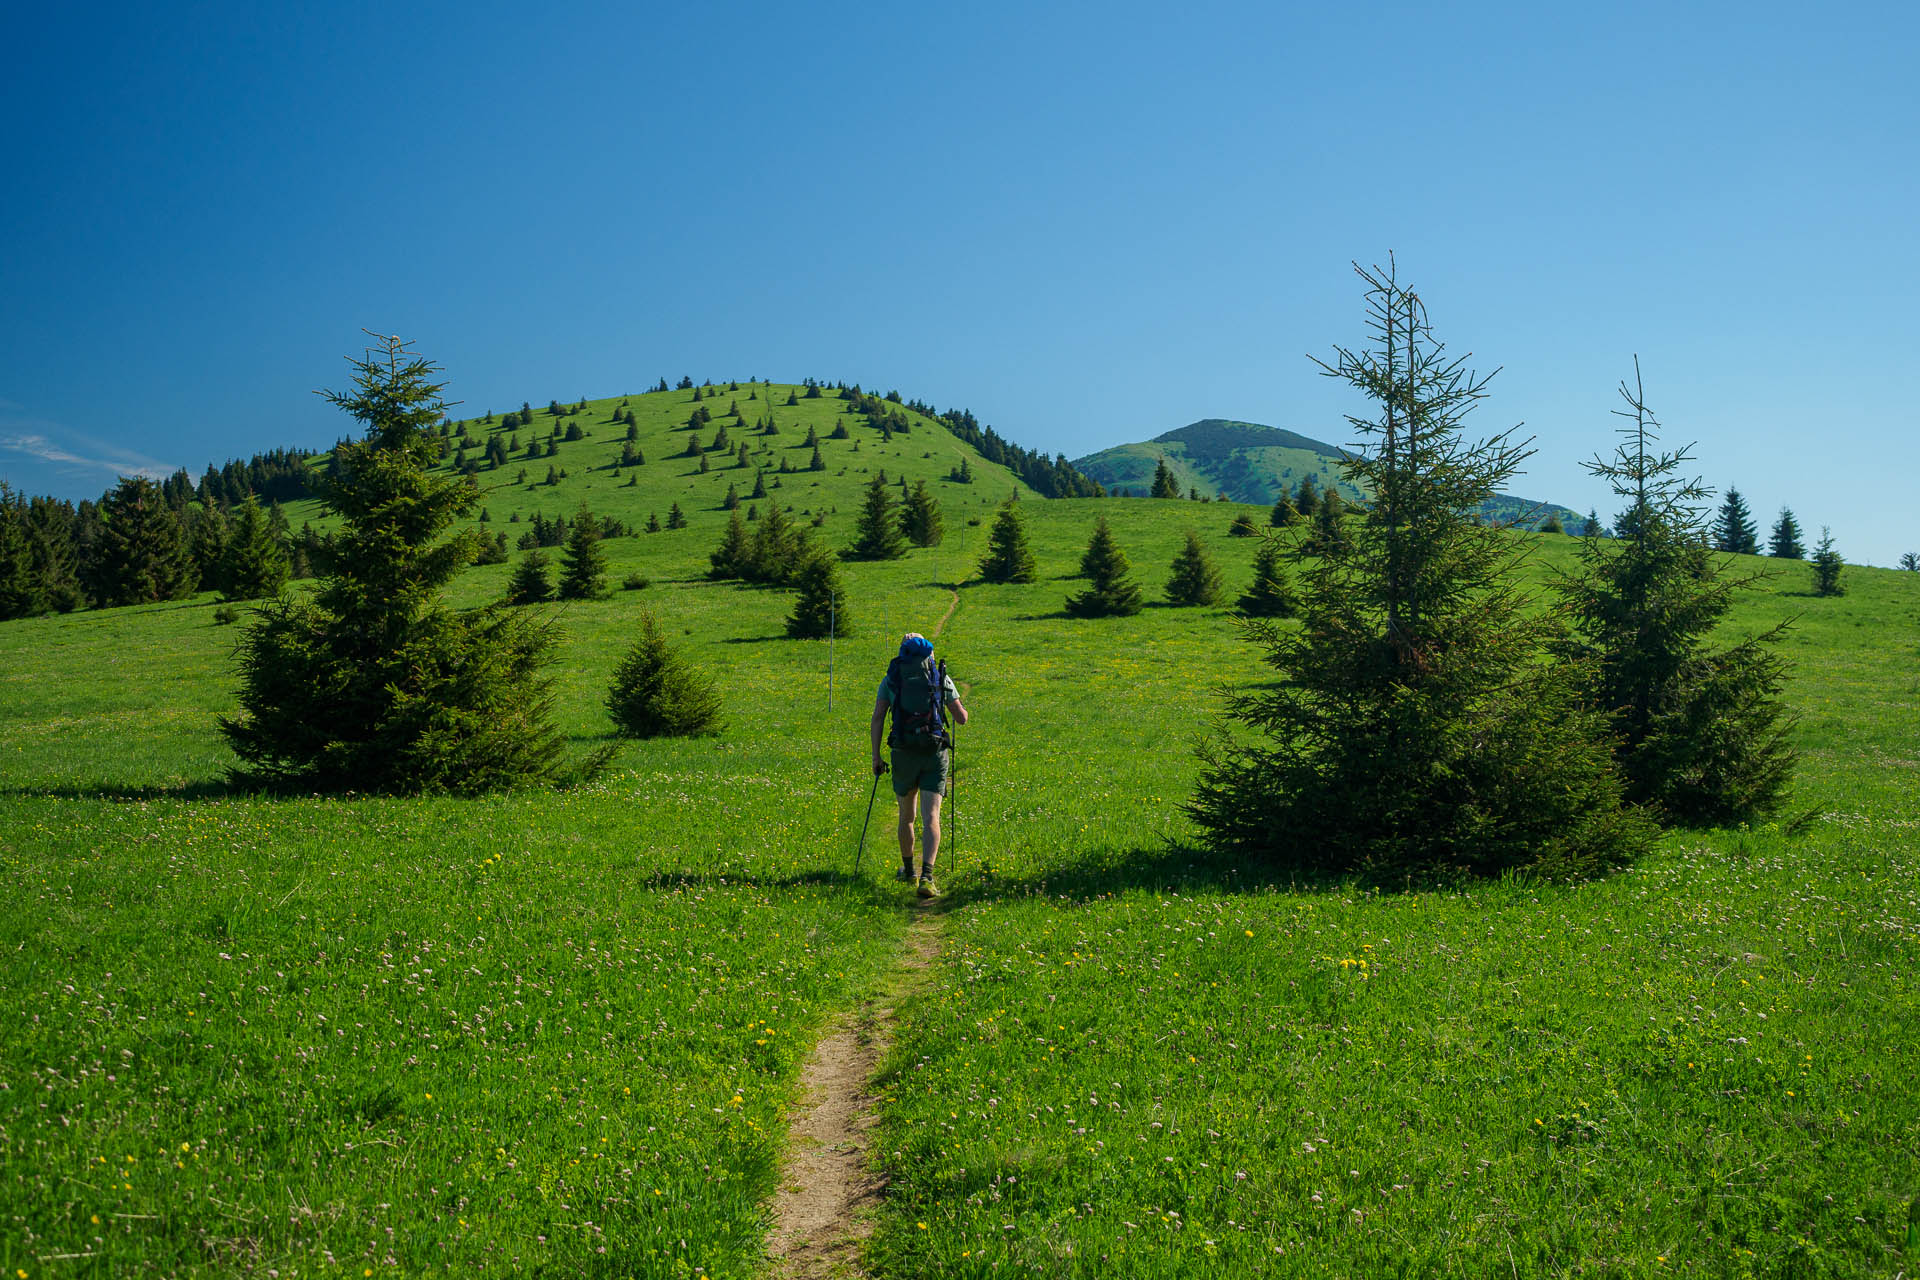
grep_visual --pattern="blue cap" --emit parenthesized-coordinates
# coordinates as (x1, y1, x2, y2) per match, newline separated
(898, 634, 933, 662)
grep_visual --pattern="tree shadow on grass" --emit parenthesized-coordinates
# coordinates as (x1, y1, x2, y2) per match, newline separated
(2, 778, 251, 802)
(945, 843, 1348, 907)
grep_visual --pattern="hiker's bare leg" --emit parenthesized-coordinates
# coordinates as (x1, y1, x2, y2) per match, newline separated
(896, 790, 918, 868)
(920, 792, 943, 870)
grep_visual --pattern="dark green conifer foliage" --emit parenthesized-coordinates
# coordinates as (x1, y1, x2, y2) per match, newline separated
(1580, 508, 1603, 538)
(222, 335, 577, 794)
(1236, 538, 1297, 617)
(1149, 457, 1180, 499)
(843, 474, 907, 560)
(189, 505, 232, 593)
(1228, 514, 1259, 537)
(1810, 527, 1845, 596)
(1193, 262, 1652, 882)
(1294, 474, 1319, 516)
(1768, 507, 1804, 559)
(708, 508, 751, 579)
(723, 484, 741, 511)
(1713, 486, 1760, 554)
(1165, 530, 1224, 606)
(0, 482, 41, 620)
(557, 507, 609, 600)
(606, 611, 724, 738)
(1065, 517, 1143, 617)
(667, 502, 688, 529)
(1539, 512, 1565, 534)
(809, 444, 826, 472)
(746, 503, 814, 585)
(645, 511, 662, 533)
(751, 471, 768, 499)
(901, 480, 943, 547)
(1301, 485, 1351, 556)
(221, 498, 290, 601)
(977, 500, 1037, 584)
(1559, 359, 1796, 825)
(1269, 494, 1300, 527)
(94, 476, 194, 606)
(785, 553, 852, 639)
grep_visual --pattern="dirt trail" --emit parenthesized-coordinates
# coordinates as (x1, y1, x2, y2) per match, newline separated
(931, 584, 960, 639)
(766, 910, 942, 1279)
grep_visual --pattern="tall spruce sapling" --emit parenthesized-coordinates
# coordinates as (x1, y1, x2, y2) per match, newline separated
(977, 499, 1037, 583)
(1165, 529, 1224, 606)
(901, 480, 943, 547)
(667, 502, 688, 529)
(557, 507, 609, 600)
(1065, 517, 1143, 617)
(785, 553, 852, 638)
(1149, 457, 1181, 499)
(1301, 484, 1351, 556)
(1810, 527, 1845, 596)
(221, 497, 290, 601)
(1769, 507, 1805, 559)
(708, 508, 751, 579)
(1236, 537, 1297, 617)
(1900, 551, 1920, 572)
(843, 473, 907, 560)
(1269, 493, 1300, 527)
(1191, 260, 1651, 881)
(0, 482, 41, 620)
(1713, 486, 1760, 555)
(1293, 474, 1319, 517)
(606, 611, 724, 738)
(1558, 358, 1796, 825)
(223, 334, 584, 794)
(189, 504, 232, 593)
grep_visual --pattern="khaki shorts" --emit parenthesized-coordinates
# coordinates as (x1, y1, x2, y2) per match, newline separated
(890, 747, 950, 799)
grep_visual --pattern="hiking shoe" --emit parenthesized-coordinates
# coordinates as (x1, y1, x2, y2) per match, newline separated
(895, 866, 917, 884)
(917, 875, 940, 899)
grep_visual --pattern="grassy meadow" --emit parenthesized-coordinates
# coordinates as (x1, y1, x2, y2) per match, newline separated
(3, 385, 1918, 1277)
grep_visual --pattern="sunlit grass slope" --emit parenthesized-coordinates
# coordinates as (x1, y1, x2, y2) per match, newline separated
(2, 485, 1917, 1276)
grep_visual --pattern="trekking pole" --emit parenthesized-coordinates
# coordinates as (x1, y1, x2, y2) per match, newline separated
(941, 657, 958, 881)
(855, 769, 881, 878)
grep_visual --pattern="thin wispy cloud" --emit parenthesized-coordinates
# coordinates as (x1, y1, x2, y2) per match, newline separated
(0, 409, 178, 487)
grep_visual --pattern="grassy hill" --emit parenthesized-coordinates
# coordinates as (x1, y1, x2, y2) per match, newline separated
(278, 380, 1042, 562)
(3, 453, 1917, 1274)
(1074, 418, 1586, 528)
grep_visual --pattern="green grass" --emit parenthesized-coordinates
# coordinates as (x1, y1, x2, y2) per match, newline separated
(4, 463, 1918, 1277)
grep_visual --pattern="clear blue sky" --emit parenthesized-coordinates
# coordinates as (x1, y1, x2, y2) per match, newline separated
(3, 0, 1914, 563)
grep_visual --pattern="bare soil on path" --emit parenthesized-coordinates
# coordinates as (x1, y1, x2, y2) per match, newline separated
(765, 908, 942, 1279)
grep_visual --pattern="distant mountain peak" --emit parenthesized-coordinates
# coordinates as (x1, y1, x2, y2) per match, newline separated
(1149, 419, 1346, 458)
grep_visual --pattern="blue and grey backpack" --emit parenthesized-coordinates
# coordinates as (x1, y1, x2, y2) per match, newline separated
(886, 654, 950, 752)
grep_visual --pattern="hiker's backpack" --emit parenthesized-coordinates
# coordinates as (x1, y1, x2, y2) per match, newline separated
(886, 655, 950, 751)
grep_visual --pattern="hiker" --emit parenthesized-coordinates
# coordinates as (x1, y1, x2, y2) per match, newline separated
(870, 632, 968, 898)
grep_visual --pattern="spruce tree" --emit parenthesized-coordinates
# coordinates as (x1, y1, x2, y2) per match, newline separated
(667, 502, 688, 529)
(1065, 517, 1143, 617)
(1768, 507, 1804, 559)
(901, 480, 943, 547)
(1294, 474, 1319, 516)
(747, 502, 813, 585)
(1559, 359, 1796, 825)
(1810, 527, 1845, 596)
(1539, 512, 1565, 535)
(1192, 261, 1651, 881)
(786, 553, 852, 639)
(1236, 538, 1297, 617)
(843, 473, 907, 560)
(220, 497, 290, 601)
(189, 505, 232, 593)
(0, 483, 41, 620)
(977, 499, 1037, 584)
(1713, 486, 1759, 554)
(505, 550, 553, 604)
(1149, 457, 1180, 499)
(1165, 529, 1224, 606)
(93, 476, 194, 606)
(222, 335, 578, 794)
(1580, 508, 1603, 538)
(1268, 494, 1300, 527)
(557, 506, 609, 599)
(1301, 485, 1351, 556)
(606, 611, 724, 737)
(708, 508, 751, 579)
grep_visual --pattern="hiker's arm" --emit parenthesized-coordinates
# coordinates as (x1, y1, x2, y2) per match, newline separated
(948, 693, 969, 726)
(869, 697, 888, 774)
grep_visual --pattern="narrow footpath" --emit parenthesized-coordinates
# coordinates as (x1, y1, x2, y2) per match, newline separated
(765, 583, 966, 1277)
(765, 910, 941, 1278)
